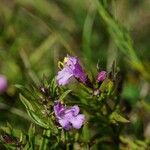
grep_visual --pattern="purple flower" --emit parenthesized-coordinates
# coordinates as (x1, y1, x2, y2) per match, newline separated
(54, 101, 85, 130)
(97, 71, 107, 82)
(0, 75, 7, 94)
(56, 55, 87, 86)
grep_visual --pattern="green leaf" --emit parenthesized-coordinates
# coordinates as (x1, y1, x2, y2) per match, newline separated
(109, 112, 129, 124)
(14, 84, 25, 90)
(39, 129, 51, 150)
(28, 124, 35, 150)
(50, 77, 58, 96)
(29, 111, 49, 128)
(0, 126, 11, 135)
(0, 124, 24, 142)
(120, 136, 147, 150)
(100, 79, 114, 95)
(19, 94, 34, 111)
(19, 94, 49, 128)
(82, 123, 90, 143)
(59, 90, 72, 101)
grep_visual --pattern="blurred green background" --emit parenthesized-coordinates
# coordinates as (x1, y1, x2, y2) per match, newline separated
(0, 0, 150, 138)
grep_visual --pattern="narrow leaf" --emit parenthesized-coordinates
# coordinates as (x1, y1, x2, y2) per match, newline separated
(59, 90, 72, 101)
(19, 94, 49, 128)
(110, 112, 129, 123)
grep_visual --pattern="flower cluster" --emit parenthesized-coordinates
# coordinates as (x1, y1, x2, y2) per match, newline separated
(54, 55, 107, 130)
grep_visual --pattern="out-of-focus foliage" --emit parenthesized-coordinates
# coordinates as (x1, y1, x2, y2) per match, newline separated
(0, 0, 150, 149)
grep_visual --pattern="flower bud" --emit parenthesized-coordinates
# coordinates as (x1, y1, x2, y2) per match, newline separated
(0, 75, 7, 94)
(97, 71, 107, 82)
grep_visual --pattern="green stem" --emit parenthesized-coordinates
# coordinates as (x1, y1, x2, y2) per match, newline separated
(39, 129, 51, 150)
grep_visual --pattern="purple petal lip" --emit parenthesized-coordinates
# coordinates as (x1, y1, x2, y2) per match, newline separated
(97, 71, 107, 82)
(56, 67, 73, 86)
(0, 75, 7, 94)
(70, 114, 85, 129)
(56, 55, 87, 86)
(54, 101, 85, 130)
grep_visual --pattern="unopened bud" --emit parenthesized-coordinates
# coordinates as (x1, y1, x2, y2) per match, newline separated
(0, 75, 7, 94)
(97, 71, 107, 82)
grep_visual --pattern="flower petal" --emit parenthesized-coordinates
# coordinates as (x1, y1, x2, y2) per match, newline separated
(54, 101, 65, 119)
(66, 56, 86, 83)
(70, 105, 80, 116)
(56, 67, 73, 86)
(66, 55, 77, 68)
(70, 114, 85, 129)
(58, 118, 71, 130)
(64, 105, 79, 119)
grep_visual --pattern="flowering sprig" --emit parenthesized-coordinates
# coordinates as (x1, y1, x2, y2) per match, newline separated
(10, 54, 133, 149)
(56, 55, 107, 94)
